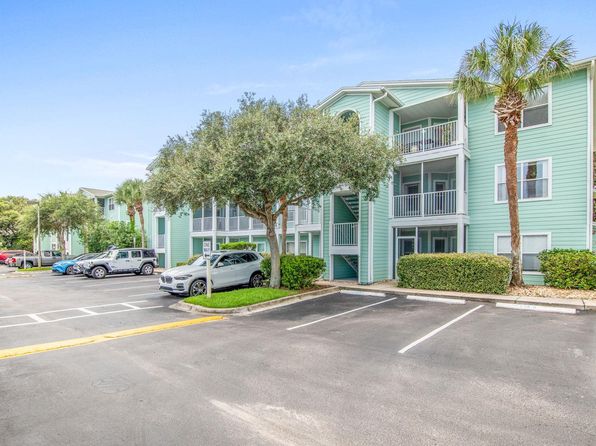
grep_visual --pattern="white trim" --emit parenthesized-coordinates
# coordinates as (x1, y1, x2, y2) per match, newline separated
(493, 232, 552, 273)
(587, 62, 594, 250)
(494, 157, 552, 204)
(494, 83, 552, 135)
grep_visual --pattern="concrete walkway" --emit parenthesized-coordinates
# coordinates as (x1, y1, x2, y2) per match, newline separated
(316, 280, 595, 312)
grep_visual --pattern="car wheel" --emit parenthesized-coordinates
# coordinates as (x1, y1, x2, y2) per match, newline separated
(91, 266, 107, 279)
(65, 266, 74, 275)
(141, 263, 154, 275)
(249, 272, 264, 288)
(24, 261, 34, 269)
(189, 279, 207, 296)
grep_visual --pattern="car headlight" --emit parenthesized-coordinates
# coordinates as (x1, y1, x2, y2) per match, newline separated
(174, 275, 192, 280)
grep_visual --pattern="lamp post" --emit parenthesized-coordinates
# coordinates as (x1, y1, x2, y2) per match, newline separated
(37, 200, 41, 268)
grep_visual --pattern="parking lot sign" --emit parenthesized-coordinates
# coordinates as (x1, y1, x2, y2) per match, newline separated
(203, 241, 211, 256)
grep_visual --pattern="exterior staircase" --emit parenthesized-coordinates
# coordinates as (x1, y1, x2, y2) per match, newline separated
(341, 255, 359, 274)
(340, 194, 359, 220)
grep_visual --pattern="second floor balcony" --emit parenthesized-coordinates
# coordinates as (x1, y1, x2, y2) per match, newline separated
(393, 120, 459, 155)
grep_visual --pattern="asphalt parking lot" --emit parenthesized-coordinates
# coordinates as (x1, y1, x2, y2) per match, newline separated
(1, 266, 595, 445)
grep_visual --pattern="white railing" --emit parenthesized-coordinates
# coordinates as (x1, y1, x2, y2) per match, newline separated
(216, 217, 226, 231)
(203, 217, 213, 231)
(424, 190, 456, 215)
(157, 234, 165, 249)
(393, 121, 458, 154)
(333, 222, 358, 246)
(297, 207, 321, 225)
(252, 219, 265, 230)
(192, 217, 203, 232)
(393, 193, 421, 217)
(393, 190, 456, 217)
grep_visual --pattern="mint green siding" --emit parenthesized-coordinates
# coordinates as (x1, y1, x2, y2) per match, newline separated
(327, 94, 370, 131)
(168, 212, 190, 267)
(312, 234, 320, 257)
(333, 195, 356, 223)
(388, 86, 450, 106)
(333, 255, 357, 279)
(374, 101, 390, 135)
(467, 70, 590, 266)
(372, 183, 390, 281)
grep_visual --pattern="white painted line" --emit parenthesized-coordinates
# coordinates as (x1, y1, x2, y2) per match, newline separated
(95, 285, 158, 292)
(398, 305, 484, 354)
(340, 290, 386, 297)
(78, 308, 98, 315)
(287, 297, 397, 331)
(0, 300, 150, 319)
(27, 314, 47, 323)
(496, 302, 577, 314)
(0, 305, 164, 329)
(407, 295, 466, 305)
(120, 303, 141, 310)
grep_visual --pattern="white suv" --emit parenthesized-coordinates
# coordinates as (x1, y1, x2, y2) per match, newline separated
(159, 250, 264, 296)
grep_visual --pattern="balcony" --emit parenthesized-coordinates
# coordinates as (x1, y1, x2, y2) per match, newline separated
(333, 222, 358, 246)
(394, 190, 456, 217)
(393, 121, 458, 155)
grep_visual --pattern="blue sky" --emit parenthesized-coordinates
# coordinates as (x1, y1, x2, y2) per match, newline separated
(1, 0, 594, 198)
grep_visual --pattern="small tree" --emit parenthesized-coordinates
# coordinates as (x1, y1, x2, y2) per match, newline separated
(145, 94, 398, 288)
(453, 22, 575, 285)
(114, 179, 147, 247)
(84, 220, 143, 253)
(22, 192, 99, 258)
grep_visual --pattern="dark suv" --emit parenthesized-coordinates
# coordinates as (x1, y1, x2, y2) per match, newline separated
(82, 248, 158, 279)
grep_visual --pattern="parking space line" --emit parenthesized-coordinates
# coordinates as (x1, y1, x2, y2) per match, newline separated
(398, 305, 484, 354)
(120, 303, 141, 310)
(496, 302, 577, 314)
(27, 314, 47, 323)
(407, 295, 466, 305)
(80, 278, 157, 288)
(127, 292, 169, 298)
(78, 308, 98, 315)
(287, 297, 397, 331)
(0, 316, 224, 360)
(98, 285, 158, 292)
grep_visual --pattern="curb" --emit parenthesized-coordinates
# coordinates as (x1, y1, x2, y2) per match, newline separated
(170, 286, 340, 315)
(332, 284, 591, 312)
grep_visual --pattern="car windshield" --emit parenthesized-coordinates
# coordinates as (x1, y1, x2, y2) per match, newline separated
(191, 254, 221, 266)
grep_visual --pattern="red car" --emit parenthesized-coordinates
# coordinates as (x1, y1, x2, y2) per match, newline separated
(0, 250, 26, 265)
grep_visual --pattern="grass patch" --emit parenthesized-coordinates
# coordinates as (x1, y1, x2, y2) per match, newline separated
(16, 267, 52, 272)
(184, 287, 297, 308)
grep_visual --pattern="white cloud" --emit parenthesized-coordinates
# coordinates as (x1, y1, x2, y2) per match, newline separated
(40, 157, 148, 180)
(116, 151, 156, 162)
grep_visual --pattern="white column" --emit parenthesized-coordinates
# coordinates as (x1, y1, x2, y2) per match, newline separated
(308, 232, 312, 256)
(456, 154, 465, 214)
(457, 92, 465, 145)
(294, 230, 300, 255)
(457, 222, 465, 253)
(420, 162, 425, 216)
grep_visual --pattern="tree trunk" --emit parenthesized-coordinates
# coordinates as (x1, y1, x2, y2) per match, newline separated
(59, 229, 66, 260)
(266, 220, 281, 288)
(135, 204, 146, 248)
(504, 125, 523, 286)
(281, 197, 288, 255)
(128, 206, 136, 231)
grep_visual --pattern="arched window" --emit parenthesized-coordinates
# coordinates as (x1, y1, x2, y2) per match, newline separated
(338, 110, 360, 133)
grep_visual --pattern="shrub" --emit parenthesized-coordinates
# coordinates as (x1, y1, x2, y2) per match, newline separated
(538, 249, 596, 290)
(176, 254, 201, 267)
(396, 253, 511, 294)
(220, 241, 256, 250)
(261, 254, 326, 290)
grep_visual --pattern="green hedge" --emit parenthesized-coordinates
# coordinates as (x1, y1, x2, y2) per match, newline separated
(176, 255, 201, 267)
(220, 241, 256, 251)
(261, 254, 326, 290)
(538, 249, 596, 290)
(396, 253, 511, 294)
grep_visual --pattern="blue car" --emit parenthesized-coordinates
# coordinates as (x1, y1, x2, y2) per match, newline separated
(52, 253, 100, 275)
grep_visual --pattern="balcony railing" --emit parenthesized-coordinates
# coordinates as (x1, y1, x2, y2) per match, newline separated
(394, 121, 458, 154)
(157, 234, 165, 249)
(298, 207, 321, 225)
(333, 222, 358, 246)
(192, 217, 203, 232)
(393, 190, 456, 217)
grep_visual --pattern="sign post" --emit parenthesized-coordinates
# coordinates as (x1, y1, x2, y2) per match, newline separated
(203, 240, 212, 297)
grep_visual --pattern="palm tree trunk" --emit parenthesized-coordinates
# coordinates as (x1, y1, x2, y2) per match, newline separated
(128, 206, 135, 231)
(136, 204, 146, 248)
(504, 125, 523, 286)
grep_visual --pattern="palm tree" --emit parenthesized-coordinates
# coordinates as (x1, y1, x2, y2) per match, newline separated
(114, 179, 147, 247)
(453, 22, 575, 286)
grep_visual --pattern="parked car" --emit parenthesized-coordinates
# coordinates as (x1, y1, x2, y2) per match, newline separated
(82, 248, 157, 279)
(0, 250, 25, 265)
(52, 253, 101, 275)
(72, 252, 108, 275)
(12, 250, 61, 269)
(159, 250, 264, 296)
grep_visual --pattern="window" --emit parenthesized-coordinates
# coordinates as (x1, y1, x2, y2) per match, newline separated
(256, 242, 266, 253)
(131, 250, 142, 258)
(240, 253, 258, 263)
(116, 251, 129, 259)
(433, 238, 447, 253)
(497, 86, 550, 132)
(496, 159, 550, 202)
(495, 233, 549, 272)
(286, 241, 295, 253)
(107, 197, 115, 211)
(299, 241, 308, 255)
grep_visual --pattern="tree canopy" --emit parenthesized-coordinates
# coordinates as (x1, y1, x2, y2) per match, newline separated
(145, 94, 398, 287)
(0, 196, 33, 249)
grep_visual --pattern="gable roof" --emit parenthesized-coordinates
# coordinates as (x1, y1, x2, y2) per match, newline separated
(79, 187, 113, 198)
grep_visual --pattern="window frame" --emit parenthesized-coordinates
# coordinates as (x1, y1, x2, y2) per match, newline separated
(493, 232, 551, 274)
(494, 83, 552, 134)
(494, 157, 552, 204)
